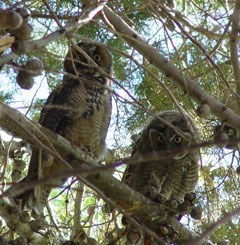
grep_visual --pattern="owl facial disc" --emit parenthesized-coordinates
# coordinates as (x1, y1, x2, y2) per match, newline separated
(149, 129, 191, 160)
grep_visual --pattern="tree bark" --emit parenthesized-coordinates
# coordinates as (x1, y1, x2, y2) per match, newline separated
(0, 101, 209, 244)
(103, 6, 240, 129)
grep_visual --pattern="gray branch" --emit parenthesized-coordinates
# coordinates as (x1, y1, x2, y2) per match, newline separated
(103, 6, 240, 129)
(230, 0, 240, 88)
(0, 101, 207, 244)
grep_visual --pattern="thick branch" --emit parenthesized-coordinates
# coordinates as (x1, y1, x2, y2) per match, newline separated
(230, 0, 240, 91)
(0, 101, 206, 244)
(103, 6, 240, 129)
(0, 101, 96, 168)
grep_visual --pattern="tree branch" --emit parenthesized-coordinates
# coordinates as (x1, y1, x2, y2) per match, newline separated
(0, 0, 107, 66)
(230, 0, 240, 92)
(0, 101, 207, 244)
(187, 206, 240, 245)
(102, 6, 240, 129)
(0, 198, 48, 243)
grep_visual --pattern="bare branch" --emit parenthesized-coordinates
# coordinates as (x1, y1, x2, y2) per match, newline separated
(187, 206, 240, 245)
(0, 100, 207, 244)
(230, 0, 240, 89)
(102, 6, 240, 129)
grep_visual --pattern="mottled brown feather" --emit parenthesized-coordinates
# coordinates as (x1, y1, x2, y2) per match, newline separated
(12, 42, 112, 213)
(122, 110, 200, 244)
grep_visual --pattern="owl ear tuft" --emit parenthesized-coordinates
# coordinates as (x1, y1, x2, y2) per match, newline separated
(149, 129, 160, 150)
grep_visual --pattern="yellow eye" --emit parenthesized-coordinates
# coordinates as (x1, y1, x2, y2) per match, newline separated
(174, 136, 182, 143)
(93, 54, 101, 61)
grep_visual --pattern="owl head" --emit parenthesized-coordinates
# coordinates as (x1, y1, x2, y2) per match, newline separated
(64, 42, 112, 79)
(133, 110, 199, 160)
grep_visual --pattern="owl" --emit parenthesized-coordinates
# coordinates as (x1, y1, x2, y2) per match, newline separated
(122, 110, 200, 244)
(12, 42, 113, 214)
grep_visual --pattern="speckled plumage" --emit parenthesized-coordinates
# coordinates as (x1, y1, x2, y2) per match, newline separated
(15, 42, 112, 213)
(122, 110, 200, 244)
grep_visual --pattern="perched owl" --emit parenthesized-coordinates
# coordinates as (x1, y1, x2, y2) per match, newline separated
(12, 42, 112, 214)
(122, 110, 200, 244)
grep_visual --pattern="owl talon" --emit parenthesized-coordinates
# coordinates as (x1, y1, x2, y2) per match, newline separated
(144, 173, 165, 200)
(158, 225, 169, 237)
(184, 192, 196, 205)
(158, 224, 178, 240)
(154, 193, 168, 204)
(166, 199, 179, 209)
(144, 186, 159, 200)
(148, 176, 162, 189)
(168, 225, 179, 240)
(178, 192, 197, 214)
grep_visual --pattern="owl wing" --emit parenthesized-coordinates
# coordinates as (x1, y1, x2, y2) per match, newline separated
(17, 78, 84, 211)
(39, 78, 81, 133)
(38, 89, 66, 132)
(122, 137, 142, 186)
(25, 83, 72, 176)
(181, 154, 199, 193)
(122, 131, 153, 188)
(122, 162, 134, 187)
(28, 77, 87, 175)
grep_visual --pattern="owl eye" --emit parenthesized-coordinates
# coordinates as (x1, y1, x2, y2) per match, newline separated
(93, 54, 101, 62)
(174, 136, 182, 143)
(77, 54, 83, 60)
(157, 135, 164, 142)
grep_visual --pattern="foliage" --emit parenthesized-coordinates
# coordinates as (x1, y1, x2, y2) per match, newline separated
(0, 0, 240, 244)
